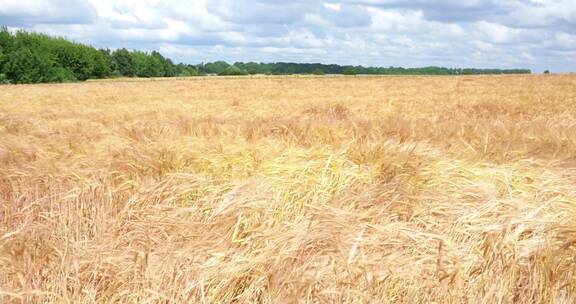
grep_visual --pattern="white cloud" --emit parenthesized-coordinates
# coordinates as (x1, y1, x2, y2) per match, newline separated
(324, 3, 342, 11)
(0, 0, 96, 24)
(475, 21, 520, 44)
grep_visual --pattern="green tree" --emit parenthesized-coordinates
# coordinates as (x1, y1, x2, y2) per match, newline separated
(163, 58, 176, 77)
(147, 51, 165, 77)
(0, 27, 10, 74)
(0, 26, 12, 50)
(112, 48, 136, 77)
(52, 44, 95, 80)
(92, 49, 112, 78)
(0, 73, 8, 84)
(0, 48, 5, 74)
(312, 68, 325, 75)
(131, 51, 164, 77)
(45, 67, 77, 82)
(3, 47, 55, 83)
(203, 61, 230, 74)
(218, 65, 248, 76)
(343, 67, 357, 75)
(175, 63, 198, 76)
(0, 47, 8, 83)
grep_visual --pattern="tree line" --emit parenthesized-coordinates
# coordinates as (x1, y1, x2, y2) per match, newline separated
(0, 27, 200, 84)
(220, 62, 531, 76)
(0, 27, 531, 84)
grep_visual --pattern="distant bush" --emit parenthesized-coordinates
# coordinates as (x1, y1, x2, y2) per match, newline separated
(177, 64, 199, 77)
(218, 66, 249, 76)
(178, 70, 195, 77)
(110, 70, 124, 78)
(46, 67, 77, 83)
(203, 61, 230, 74)
(343, 68, 357, 75)
(0, 73, 9, 84)
(312, 68, 325, 75)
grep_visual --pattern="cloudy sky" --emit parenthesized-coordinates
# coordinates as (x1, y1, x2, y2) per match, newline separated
(1, 0, 575, 72)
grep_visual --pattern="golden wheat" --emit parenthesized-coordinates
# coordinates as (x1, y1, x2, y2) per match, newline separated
(1, 75, 576, 303)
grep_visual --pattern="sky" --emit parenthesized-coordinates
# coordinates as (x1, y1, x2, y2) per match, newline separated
(0, 0, 575, 72)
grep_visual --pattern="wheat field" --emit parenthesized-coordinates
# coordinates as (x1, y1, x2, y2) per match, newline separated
(1, 75, 576, 303)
